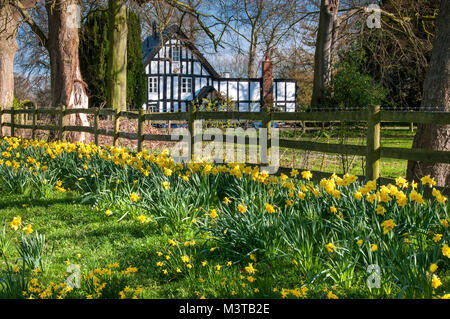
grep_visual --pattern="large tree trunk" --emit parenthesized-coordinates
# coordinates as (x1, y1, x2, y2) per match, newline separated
(0, 0, 39, 136)
(0, 3, 21, 136)
(311, 0, 339, 107)
(46, 0, 89, 143)
(247, 29, 258, 78)
(107, 0, 127, 111)
(406, 0, 450, 187)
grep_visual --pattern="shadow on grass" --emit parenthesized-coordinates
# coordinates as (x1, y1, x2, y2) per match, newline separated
(49, 221, 150, 242)
(0, 194, 77, 210)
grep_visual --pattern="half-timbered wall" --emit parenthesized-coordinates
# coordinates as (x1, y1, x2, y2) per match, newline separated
(145, 39, 212, 112)
(274, 79, 297, 112)
(211, 79, 262, 112)
(144, 38, 297, 113)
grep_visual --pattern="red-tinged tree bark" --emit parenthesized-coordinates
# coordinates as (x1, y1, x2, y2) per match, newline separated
(0, 3, 18, 136)
(406, 0, 450, 186)
(45, 0, 89, 142)
(0, 1, 37, 136)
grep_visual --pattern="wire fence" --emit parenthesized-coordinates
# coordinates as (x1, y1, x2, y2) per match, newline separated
(292, 105, 448, 113)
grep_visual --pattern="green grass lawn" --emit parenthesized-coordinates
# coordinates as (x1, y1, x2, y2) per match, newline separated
(0, 193, 367, 299)
(0, 135, 447, 300)
(0, 193, 207, 299)
(1, 189, 448, 299)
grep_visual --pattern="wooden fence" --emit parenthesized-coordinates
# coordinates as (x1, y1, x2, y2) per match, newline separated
(1, 105, 449, 183)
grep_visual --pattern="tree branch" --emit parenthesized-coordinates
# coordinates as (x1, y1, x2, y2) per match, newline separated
(14, 0, 48, 50)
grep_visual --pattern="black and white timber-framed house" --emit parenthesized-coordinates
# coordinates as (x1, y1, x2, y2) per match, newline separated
(141, 24, 298, 113)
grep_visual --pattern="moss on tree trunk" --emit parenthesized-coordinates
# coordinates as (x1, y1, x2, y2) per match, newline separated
(107, 0, 128, 111)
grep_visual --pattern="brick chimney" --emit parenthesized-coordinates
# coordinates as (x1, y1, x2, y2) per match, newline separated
(262, 50, 273, 112)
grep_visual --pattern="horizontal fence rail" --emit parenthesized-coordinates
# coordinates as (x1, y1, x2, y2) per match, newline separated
(0, 105, 449, 183)
(380, 111, 450, 125)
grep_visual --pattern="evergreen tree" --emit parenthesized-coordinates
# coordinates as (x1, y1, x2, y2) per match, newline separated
(126, 11, 146, 110)
(79, 9, 146, 109)
(79, 10, 109, 108)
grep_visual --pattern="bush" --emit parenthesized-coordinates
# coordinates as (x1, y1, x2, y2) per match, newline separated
(324, 51, 387, 110)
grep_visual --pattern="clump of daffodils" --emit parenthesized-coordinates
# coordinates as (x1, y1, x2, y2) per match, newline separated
(380, 219, 396, 235)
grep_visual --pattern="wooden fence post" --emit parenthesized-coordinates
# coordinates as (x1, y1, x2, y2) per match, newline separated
(114, 109, 120, 147)
(59, 105, 65, 140)
(366, 104, 381, 182)
(94, 107, 99, 146)
(137, 108, 144, 152)
(262, 109, 271, 165)
(188, 103, 195, 161)
(32, 104, 36, 140)
(11, 108, 15, 137)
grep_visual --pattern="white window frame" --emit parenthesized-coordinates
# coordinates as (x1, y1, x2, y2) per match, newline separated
(148, 77, 158, 93)
(181, 77, 192, 93)
(147, 103, 158, 112)
(172, 45, 180, 62)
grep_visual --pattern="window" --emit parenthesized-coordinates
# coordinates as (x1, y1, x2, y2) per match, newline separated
(148, 103, 158, 112)
(172, 46, 180, 62)
(148, 77, 158, 93)
(181, 78, 192, 93)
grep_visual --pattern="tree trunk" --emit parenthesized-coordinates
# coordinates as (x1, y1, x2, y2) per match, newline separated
(406, 0, 450, 187)
(248, 29, 258, 78)
(0, 40, 16, 110)
(108, 0, 128, 111)
(46, 0, 89, 143)
(0, 0, 39, 136)
(0, 4, 20, 136)
(311, 0, 339, 107)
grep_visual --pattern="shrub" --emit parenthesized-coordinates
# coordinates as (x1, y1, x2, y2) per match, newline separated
(324, 51, 387, 110)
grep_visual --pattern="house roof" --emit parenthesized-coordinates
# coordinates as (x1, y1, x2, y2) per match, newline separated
(142, 24, 220, 79)
(193, 85, 217, 103)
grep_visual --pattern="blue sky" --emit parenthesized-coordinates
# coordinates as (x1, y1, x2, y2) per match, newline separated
(13, 1, 320, 81)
